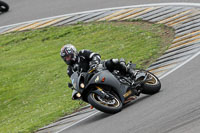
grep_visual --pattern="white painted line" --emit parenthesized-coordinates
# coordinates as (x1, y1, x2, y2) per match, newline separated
(55, 111, 99, 133)
(160, 48, 200, 79)
(1, 2, 200, 29)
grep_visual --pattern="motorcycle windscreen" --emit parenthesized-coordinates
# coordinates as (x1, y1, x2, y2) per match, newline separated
(70, 72, 79, 90)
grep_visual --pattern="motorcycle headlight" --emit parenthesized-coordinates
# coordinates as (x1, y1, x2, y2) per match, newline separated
(80, 83, 85, 88)
(76, 93, 81, 98)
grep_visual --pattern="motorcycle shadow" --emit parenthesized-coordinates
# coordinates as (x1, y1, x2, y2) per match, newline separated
(123, 94, 150, 109)
(124, 89, 164, 109)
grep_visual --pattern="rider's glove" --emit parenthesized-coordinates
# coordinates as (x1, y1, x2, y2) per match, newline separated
(90, 63, 98, 70)
(89, 61, 99, 70)
(73, 64, 79, 72)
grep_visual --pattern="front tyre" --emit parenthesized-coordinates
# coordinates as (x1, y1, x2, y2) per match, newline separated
(87, 92, 122, 114)
(141, 72, 161, 95)
(0, 1, 9, 12)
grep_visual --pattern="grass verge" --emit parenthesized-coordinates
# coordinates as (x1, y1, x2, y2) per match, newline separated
(0, 21, 174, 133)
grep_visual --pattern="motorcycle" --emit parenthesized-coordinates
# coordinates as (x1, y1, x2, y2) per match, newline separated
(68, 62, 161, 114)
(0, 1, 9, 12)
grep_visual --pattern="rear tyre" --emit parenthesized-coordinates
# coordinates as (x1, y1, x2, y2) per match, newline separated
(141, 72, 161, 95)
(0, 1, 9, 12)
(87, 92, 122, 114)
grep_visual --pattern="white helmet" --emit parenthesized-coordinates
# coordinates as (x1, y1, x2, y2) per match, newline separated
(60, 44, 77, 65)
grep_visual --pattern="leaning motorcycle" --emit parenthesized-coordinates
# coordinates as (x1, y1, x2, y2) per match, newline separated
(68, 62, 161, 114)
(0, 1, 9, 12)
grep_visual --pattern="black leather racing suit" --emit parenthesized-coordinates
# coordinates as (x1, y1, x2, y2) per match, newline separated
(67, 49, 101, 77)
(68, 50, 132, 99)
(67, 50, 128, 78)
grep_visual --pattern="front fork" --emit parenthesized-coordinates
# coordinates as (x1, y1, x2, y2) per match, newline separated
(92, 86, 113, 100)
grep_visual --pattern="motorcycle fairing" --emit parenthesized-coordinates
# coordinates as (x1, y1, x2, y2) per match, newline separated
(135, 71, 147, 81)
(86, 70, 127, 103)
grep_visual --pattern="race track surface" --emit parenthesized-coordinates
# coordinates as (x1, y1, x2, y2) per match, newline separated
(0, 0, 200, 27)
(60, 54, 200, 133)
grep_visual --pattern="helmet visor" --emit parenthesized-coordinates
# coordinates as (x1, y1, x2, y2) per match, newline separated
(65, 54, 72, 61)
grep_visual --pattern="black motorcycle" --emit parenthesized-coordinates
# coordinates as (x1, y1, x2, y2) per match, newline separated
(68, 62, 161, 114)
(0, 1, 9, 12)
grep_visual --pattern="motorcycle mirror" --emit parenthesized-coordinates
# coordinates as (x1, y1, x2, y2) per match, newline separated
(128, 63, 136, 69)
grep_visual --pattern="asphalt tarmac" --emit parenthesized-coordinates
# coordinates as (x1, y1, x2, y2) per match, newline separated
(60, 52, 200, 133)
(0, 0, 200, 27)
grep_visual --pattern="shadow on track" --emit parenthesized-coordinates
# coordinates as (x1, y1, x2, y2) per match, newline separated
(123, 89, 164, 110)
(123, 95, 150, 109)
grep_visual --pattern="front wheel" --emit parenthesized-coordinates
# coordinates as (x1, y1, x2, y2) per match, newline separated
(141, 71, 161, 95)
(0, 1, 9, 12)
(87, 92, 122, 114)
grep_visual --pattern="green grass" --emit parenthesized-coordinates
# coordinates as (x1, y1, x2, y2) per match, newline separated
(0, 21, 174, 133)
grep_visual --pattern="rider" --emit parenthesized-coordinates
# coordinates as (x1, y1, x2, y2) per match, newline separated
(60, 44, 136, 79)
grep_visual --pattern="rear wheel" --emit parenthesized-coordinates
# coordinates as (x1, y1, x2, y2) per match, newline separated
(0, 1, 9, 12)
(141, 72, 161, 95)
(87, 91, 122, 114)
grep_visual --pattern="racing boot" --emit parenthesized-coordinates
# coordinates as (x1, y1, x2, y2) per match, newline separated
(127, 68, 137, 80)
(118, 58, 137, 79)
(119, 59, 140, 96)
